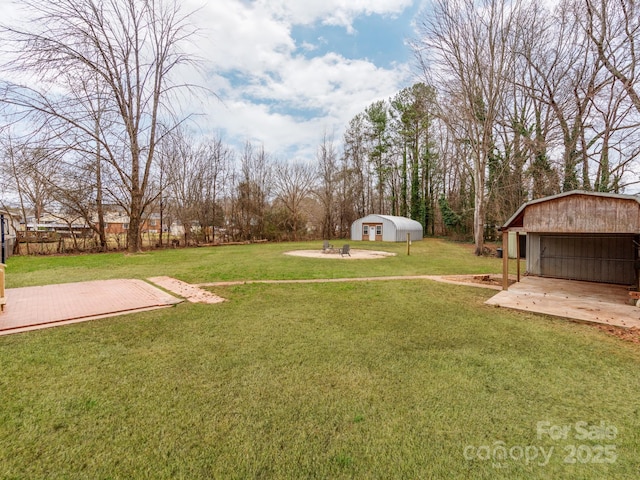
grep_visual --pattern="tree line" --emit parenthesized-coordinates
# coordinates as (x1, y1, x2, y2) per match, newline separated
(415, 0, 640, 254)
(1, 0, 639, 254)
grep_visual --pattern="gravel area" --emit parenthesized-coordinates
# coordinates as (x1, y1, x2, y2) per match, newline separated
(283, 249, 396, 259)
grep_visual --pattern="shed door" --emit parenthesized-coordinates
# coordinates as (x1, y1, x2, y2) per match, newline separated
(539, 234, 635, 285)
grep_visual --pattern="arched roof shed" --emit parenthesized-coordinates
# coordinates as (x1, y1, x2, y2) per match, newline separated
(351, 215, 423, 242)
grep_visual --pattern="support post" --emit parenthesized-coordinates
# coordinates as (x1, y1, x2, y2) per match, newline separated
(0, 263, 5, 312)
(516, 232, 521, 283)
(502, 230, 509, 290)
(406, 233, 411, 256)
(1, 214, 5, 264)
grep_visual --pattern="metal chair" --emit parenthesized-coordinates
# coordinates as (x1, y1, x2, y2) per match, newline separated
(322, 240, 336, 253)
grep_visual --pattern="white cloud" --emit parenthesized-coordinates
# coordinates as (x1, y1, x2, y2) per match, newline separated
(185, 0, 414, 160)
(300, 42, 318, 52)
(187, 0, 296, 73)
(255, 0, 413, 30)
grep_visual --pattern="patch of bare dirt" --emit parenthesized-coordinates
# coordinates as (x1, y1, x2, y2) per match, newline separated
(458, 242, 502, 257)
(595, 325, 640, 344)
(441, 274, 516, 287)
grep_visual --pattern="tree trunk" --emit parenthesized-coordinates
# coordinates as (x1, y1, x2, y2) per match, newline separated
(128, 190, 142, 252)
(473, 152, 485, 256)
(95, 118, 107, 251)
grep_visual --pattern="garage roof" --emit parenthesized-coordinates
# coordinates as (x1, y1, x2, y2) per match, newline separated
(360, 214, 423, 231)
(502, 190, 640, 234)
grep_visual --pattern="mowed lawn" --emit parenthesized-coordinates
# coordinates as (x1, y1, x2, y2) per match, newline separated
(1, 239, 639, 479)
(4, 239, 499, 287)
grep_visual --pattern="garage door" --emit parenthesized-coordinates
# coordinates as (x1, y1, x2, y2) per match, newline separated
(540, 234, 636, 285)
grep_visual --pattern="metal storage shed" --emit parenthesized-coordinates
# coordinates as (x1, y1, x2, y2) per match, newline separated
(500, 190, 640, 290)
(351, 215, 423, 242)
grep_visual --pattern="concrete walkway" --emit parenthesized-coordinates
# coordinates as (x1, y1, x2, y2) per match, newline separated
(486, 276, 640, 329)
(197, 274, 503, 289)
(149, 276, 225, 304)
(0, 279, 182, 335)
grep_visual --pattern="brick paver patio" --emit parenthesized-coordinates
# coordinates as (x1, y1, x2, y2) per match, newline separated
(0, 279, 182, 335)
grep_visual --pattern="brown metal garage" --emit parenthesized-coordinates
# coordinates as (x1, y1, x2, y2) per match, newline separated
(500, 190, 640, 290)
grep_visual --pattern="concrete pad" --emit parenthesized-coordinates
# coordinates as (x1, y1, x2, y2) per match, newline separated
(486, 276, 640, 329)
(0, 279, 182, 335)
(148, 276, 225, 304)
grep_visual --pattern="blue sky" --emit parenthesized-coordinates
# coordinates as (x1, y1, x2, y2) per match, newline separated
(187, 0, 423, 161)
(291, 4, 421, 68)
(0, 0, 424, 163)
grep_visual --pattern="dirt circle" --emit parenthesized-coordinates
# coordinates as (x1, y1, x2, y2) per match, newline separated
(284, 249, 397, 259)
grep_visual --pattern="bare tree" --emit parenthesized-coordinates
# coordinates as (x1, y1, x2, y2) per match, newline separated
(416, 0, 522, 254)
(232, 142, 272, 241)
(273, 161, 316, 241)
(0, 134, 61, 253)
(199, 136, 233, 243)
(579, 0, 640, 190)
(160, 132, 201, 245)
(585, 74, 640, 192)
(584, 0, 640, 114)
(315, 131, 339, 239)
(46, 153, 110, 250)
(0, 0, 199, 252)
(508, 2, 562, 199)
(519, 1, 608, 192)
(0, 136, 58, 224)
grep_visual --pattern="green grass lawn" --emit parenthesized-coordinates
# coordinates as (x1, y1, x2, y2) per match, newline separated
(1, 239, 639, 479)
(4, 238, 502, 288)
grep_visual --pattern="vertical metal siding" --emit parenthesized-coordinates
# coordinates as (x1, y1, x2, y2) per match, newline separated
(383, 218, 394, 242)
(539, 234, 635, 284)
(351, 219, 363, 241)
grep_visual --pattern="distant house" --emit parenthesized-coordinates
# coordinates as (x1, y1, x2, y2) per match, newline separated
(23, 213, 91, 237)
(103, 211, 131, 235)
(102, 210, 165, 237)
(351, 215, 423, 242)
(146, 213, 161, 234)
